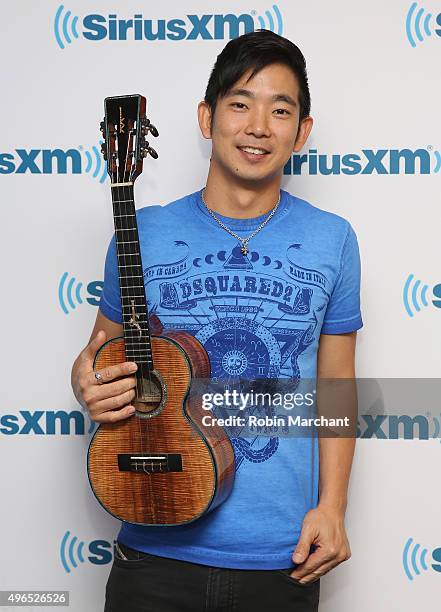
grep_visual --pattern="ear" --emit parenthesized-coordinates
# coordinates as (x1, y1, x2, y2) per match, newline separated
(293, 116, 313, 153)
(198, 101, 213, 139)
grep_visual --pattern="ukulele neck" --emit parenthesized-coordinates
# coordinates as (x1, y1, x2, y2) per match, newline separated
(111, 183, 154, 373)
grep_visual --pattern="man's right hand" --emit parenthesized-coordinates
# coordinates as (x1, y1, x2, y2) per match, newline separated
(71, 330, 138, 424)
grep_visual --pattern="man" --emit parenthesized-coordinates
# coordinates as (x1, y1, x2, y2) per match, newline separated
(71, 29, 362, 612)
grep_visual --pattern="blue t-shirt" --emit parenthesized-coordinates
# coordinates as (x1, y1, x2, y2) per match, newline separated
(98, 187, 363, 570)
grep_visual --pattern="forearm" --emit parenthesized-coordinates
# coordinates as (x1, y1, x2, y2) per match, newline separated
(318, 435, 355, 515)
(316, 332, 358, 516)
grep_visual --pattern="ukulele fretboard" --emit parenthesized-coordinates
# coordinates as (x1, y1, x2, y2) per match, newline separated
(111, 184, 154, 370)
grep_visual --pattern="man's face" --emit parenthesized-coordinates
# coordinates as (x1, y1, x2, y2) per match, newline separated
(199, 62, 312, 185)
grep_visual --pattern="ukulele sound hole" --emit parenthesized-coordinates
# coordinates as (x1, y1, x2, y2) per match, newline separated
(133, 370, 163, 414)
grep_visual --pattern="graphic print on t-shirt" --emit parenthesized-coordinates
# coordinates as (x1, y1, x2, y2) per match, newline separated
(142, 238, 332, 472)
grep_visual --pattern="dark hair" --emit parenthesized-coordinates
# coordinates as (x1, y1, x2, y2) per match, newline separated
(204, 29, 311, 123)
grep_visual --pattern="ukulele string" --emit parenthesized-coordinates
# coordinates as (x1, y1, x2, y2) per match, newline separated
(125, 120, 145, 458)
(131, 116, 154, 391)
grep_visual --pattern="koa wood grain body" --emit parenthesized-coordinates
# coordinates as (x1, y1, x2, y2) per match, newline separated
(87, 331, 235, 525)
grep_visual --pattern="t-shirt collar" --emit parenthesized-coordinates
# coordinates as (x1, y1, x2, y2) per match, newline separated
(193, 188, 288, 232)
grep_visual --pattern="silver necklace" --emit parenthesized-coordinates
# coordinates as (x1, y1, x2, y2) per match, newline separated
(201, 189, 281, 256)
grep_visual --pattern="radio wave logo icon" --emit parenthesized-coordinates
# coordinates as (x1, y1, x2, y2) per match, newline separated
(79, 145, 107, 184)
(54, 5, 79, 49)
(403, 537, 430, 580)
(59, 272, 84, 315)
(403, 274, 430, 317)
(430, 146, 441, 172)
(60, 531, 85, 573)
(406, 2, 434, 47)
(80, 406, 97, 435)
(252, 4, 283, 35)
(431, 413, 441, 441)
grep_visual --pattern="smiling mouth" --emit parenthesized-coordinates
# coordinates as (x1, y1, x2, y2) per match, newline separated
(237, 146, 270, 156)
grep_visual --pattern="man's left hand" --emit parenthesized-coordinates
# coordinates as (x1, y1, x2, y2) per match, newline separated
(289, 504, 351, 584)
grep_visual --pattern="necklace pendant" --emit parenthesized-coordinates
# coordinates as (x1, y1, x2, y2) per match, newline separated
(241, 243, 248, 256)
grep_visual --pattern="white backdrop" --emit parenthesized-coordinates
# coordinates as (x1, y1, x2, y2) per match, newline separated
(1, 1, 440, 610)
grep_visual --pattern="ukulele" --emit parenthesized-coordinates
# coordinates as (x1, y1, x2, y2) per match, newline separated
(87, 94, 235, 525)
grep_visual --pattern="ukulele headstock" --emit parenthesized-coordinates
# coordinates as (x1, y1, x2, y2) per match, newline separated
(100, 94, 159, 185)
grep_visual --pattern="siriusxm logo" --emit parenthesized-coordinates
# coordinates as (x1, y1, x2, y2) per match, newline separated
(358, 413, 441, 440)
(60, 532, 113, 573)
(59, 272, 103, 315)
(403, 538, 441, 580)
(0, 411, 95, 435)
(54, 4, 283, 49)
(0, 145, 107, 182)
(405, 2, 441, 47)
(283, 147, 441, 175)
(403, 274, 441, 317)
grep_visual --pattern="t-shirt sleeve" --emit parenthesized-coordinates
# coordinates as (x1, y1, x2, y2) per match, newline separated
(98, 234, 123, 324)
(321, 222, 363, 334)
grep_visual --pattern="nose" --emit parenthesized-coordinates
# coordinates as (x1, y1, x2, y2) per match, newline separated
(244, 106, 271, 138)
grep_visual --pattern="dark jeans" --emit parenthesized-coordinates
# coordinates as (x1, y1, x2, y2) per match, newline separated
(104, 541, 320, 612)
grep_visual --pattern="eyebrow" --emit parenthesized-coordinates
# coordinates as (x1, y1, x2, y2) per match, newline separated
(226, 87, 298, 108)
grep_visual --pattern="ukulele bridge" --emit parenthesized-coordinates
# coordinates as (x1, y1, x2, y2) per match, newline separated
(118, 453, 183, 473)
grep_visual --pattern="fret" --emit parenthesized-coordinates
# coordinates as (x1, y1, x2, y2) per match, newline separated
(124, 347, 152, 352)
(124, 360, 151, 365)
(119, 275, 143, 279)
(117, 240, 139, 244)
(114, 213, 136, 217)
(113, 199, 134, 203)
(119, 264, 141, 268)
(122, 323, 151, 329)
(121, 299, 147, 304)
(123, 332, 151, 337)
(114, 225, 138, 232)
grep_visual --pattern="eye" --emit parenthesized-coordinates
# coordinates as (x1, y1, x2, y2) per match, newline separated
(274, 108, 290, 116)
(231, 102, 247, 109)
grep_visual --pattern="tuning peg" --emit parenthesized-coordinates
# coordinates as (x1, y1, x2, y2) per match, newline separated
(100, 143, 107, 161)
(141, 116, 159, 137)
(148, 123, 159, 137)
(100, 120, 106, 134)
(140, 146, 158, 159)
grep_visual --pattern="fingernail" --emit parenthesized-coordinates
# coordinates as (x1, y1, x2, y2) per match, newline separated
(294, 553, 302, 560)
(128, 363, 137, 372)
